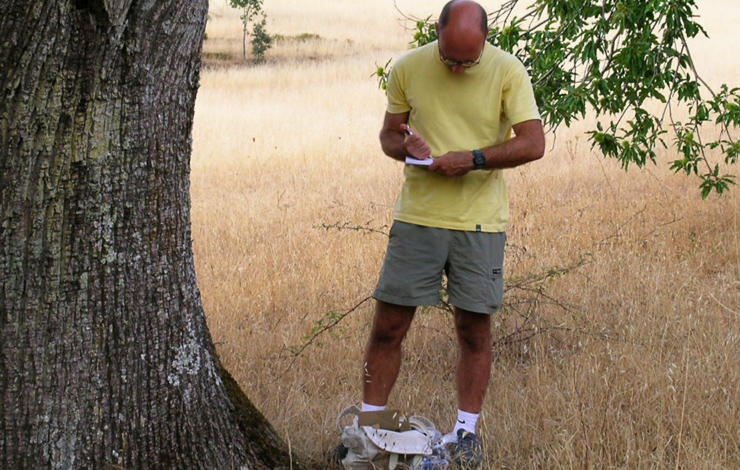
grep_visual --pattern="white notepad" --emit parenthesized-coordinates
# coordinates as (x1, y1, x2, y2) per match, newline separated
(405, 156, 433, 166)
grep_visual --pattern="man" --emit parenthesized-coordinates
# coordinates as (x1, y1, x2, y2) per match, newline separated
(350, 0, 544, 467)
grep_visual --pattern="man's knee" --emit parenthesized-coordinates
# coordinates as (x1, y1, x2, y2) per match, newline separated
(454, 308, 491, 352)
(369, 301, 415, 347)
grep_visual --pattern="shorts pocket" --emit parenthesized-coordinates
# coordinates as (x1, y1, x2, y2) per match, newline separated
(490, 265, 504, 309)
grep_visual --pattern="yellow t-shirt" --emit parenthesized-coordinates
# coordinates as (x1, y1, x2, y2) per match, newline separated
(386, 41, 541, 232)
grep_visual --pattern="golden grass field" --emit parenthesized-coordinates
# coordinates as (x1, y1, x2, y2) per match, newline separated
(192, 1, 738, 467)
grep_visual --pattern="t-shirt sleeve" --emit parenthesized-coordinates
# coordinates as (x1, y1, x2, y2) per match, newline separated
(386, 62, 411, 114)
(502, 60, 541, 125)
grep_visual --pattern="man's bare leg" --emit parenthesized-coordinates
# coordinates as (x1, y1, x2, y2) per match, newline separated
(362, 300, 416, 406)
(454, 307, 492, 413)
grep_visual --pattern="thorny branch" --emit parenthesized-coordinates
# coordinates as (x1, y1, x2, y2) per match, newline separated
(287, 296, 373, 359)
(284, 254, 595, 365)
(316, 221, 390, 237)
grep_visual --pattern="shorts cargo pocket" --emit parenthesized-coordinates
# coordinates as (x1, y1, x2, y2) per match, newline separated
(490, 266, 504, 309)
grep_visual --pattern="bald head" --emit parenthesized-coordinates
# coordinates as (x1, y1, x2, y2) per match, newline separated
(435, 1, 488, 72)
(438, 0, 489, 38)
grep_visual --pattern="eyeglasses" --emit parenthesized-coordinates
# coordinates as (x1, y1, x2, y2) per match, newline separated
(438, 41, 484, 68)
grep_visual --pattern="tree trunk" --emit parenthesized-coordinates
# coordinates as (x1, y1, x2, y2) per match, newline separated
(0, 1, 305, 468)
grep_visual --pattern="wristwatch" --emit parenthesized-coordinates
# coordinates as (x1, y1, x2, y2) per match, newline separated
(472, 149, 486, 170)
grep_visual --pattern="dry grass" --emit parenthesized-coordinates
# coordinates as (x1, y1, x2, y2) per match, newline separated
(192, 1, 739, 467)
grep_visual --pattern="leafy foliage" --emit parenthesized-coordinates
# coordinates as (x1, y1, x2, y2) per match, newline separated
(378, 0, 738, 197)
(250, 13, 272, 62)
(229, 0, 272, 61)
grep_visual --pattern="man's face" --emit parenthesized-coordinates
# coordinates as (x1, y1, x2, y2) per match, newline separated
(436, 24, 485, 74)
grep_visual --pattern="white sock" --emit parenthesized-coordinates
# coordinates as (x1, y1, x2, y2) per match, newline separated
(443, 409, 479, 443)
(361, 401, 387, 412)
(454, 409, 479, 433)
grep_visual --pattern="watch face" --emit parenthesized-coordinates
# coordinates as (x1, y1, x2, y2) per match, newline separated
(473, 150, 485, 168)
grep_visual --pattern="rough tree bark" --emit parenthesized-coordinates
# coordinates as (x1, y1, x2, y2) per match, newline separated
(0, 1, 306, 468)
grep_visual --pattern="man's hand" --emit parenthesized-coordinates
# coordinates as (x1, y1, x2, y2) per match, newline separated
(428, 120, 546, 176)
(400, 123, 432, 160)
(429, 151, 474, 177)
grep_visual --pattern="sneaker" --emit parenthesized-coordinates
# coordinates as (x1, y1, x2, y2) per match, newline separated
(447, 429, 483, 469)
(413, 454, 450, 469)
(325, 442, 348, 468)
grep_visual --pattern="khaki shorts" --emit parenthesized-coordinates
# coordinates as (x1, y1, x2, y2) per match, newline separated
(373, 221, 506, 314)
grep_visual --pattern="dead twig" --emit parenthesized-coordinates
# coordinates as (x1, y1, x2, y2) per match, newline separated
(316, 221, 389, 237)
